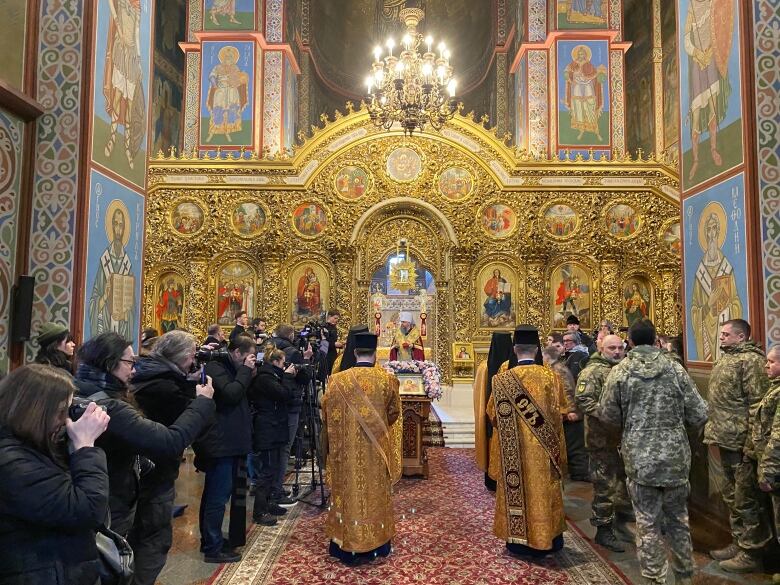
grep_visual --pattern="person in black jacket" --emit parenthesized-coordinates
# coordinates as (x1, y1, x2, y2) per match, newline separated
(249, 346, 297, 525)
(204, 323, 227, 348)
(229, 310, 251, 343)
(73, 332, 215, 540)
(129, 330, 216, 585)
(0, 365, 111, 585)
(266, 323, 314, 505)
(197, 333, 256, 563)
(34, 322, 76, 374)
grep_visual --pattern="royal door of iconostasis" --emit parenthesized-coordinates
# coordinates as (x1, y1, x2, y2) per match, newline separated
(144, 109, 682, 382)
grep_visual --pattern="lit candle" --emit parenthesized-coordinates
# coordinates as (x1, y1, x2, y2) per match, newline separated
(447, 79, 457, 97)
(373, 45, 382, 62)
(438, 42, 445, 58)
(395, 60, 404, 79)
(366, 76, 373, 94)
(402, 34, 412, 50)
(386, 38, 395, 56)
(422, 62, 432, 80)
(437, 66, 445, 83)
(425, 36, 433, 54)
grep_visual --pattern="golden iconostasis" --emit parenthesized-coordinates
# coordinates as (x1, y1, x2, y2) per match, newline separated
(144, 109, 681, 381)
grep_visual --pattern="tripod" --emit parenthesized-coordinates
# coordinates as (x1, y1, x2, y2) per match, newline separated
(289, 378, 328, 508)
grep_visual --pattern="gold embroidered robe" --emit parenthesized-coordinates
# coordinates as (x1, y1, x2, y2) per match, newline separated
(487, 365, 567, 550)
(392, 326, 422, 361)
(321, 366, 401, 552)
(475, 360, 509, 474)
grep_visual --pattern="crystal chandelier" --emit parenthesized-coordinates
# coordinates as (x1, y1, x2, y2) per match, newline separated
(365, 7, 458, 136)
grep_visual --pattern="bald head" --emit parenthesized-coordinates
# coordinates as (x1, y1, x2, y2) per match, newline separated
(602, 334, 625, 363)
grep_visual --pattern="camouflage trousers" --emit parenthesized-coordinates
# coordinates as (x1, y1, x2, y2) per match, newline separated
(717, 448, 772, 550)
(772, 492, 780, 544)
(588, 447, 631, 526)
(735, 456, 773, 550)
(626, 479, 693, 584)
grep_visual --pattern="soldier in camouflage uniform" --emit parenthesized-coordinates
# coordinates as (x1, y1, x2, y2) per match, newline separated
(702, 319, 771, 572)
(754, 346, 780, 584)
(576, 334, 632, 552)
(599, 319, 707, 585)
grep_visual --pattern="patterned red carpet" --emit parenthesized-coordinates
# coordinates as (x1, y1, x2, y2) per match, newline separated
(211, 448, 629, 585)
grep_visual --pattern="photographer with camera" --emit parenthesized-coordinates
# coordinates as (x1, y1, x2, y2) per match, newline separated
(0, 365, 110, 585)
(252, 317, 269, 345)
(195, 334, 256, 563)
(266, 324, 314, 505)
(128, 330, 217, 585)
(324, 309, 343, 376)
(249, 346, 297, 525)
(73, 332, 215, 542)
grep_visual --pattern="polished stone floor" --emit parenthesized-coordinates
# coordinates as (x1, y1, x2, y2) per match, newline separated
(159, 449, 774, 585)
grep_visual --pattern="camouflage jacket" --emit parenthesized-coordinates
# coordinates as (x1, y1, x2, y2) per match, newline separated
(752, 378, 780, 487)
(599, 345, 708, 487)
(575, 352, 620, 450)
(703, 341, 770, 452)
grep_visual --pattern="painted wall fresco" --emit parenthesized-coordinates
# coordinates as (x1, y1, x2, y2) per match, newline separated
(26, 0, 87, 362)
(83, 170, 145, 348)
(290, 262, 330, 326)
(283, 55, 297, 152)
(91, 0, 153, 189)
(216, 261, 256, 324)
(556, 0, 608, 29)
(204, 0, 255, 30)
(0, 0, 28, 91)
(623, 276, 653, 327)
(661, 0, 679, 149)
(200, 41, 254, 148)
(0, 110, 24, 372)
(753, 0, 780, 349)
(551, 262, 592, 330)
(477, 264, 517, 329)
(152, 0, 186, 154)
(678, 0, 743, 192)
(624, 0, 654, 155)
(683, 173, 748, 363)
(556, 40, 610, 148)
(154, 272, 185, 332)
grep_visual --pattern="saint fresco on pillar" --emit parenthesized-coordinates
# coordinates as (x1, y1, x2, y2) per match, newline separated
(556, 0, 608, 29)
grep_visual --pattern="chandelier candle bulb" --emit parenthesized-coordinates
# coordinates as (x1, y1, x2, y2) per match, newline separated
(373, 46, 382, 61)
(386, 38, 395, 55)
(425, 36, 433, 53)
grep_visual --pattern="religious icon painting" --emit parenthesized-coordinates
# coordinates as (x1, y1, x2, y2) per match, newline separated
(551, 262, 592, 330)
(216, 260, 255, 325)
(199, 41, 255, 148)
(682, 173, 748, 363)
(291, 201, 328, 239)
(477, 264, 517, 329)
(289, 262, 330, 326)
(333, 165, 372, 201)
(541, 202, 580, 239)
(556, 0, 608, 29)
(452, 342, 475, 363)
(556, 39, 610, 148)
(397, 374, 425, 396)
(479, 202, 518, 239)
(604, 203, 642, 239)
(170, 201, 205, 236)
(660, 220, 682, 258)
(91, 0, 153, 189)
(678, 0, 743, 192)
(437, 166, 475, 201)
(203, 0, 256, 31)
(386, 147, 422, 183)
(154, 272, 185, 333)
(622, 276, 653, 328)
(231, 201, 268, 238)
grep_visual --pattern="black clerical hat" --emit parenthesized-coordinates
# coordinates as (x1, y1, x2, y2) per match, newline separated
(513, 325, 540, 346)
(354, 332, 378, 350)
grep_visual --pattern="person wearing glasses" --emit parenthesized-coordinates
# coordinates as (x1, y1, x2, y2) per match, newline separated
(73, 332, 215, 541)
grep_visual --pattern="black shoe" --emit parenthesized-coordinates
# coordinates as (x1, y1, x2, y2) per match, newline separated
(273, 495, 298, 507)
(253, 513, 278, 526)
(268, 503, 287, 516)
(203, 549, 241, 563)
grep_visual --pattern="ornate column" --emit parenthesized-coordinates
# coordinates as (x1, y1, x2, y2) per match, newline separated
(332, 247, 356, 329)
(525, 255, 547, 333)
(436, 281, 451, 384)
(261, 251, 283, 328)
(451, 247, 474, 341)
(599, 257, 622, 328)
(355, 280, 371, 327)
(660, 266, 680, 335)
(187, 258, 210, 339)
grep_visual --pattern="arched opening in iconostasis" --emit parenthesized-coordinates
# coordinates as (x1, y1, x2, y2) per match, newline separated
(368, 248, 437, 361)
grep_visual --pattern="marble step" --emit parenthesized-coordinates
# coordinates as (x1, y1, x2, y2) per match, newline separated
(441, 421, 475, 448)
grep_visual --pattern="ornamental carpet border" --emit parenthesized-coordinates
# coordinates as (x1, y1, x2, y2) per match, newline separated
(211, 448, 628, 585)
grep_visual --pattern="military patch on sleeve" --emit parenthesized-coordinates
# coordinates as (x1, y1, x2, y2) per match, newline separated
(576, 381, 587, 394)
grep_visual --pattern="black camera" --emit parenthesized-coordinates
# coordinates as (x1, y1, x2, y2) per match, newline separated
(195, 346, 230, 364)
(297, 320, 323, 352)
(69, 396, 107, 421)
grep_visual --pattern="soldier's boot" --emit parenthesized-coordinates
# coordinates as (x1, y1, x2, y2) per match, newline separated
(594, 525, 625, 553)
(613, 517, 635, 543)
(719, 549, 763, 573)
(709, 542, 739, 561)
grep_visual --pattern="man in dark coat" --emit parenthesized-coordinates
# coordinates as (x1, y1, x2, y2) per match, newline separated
(229, 310, 251, 343)
(196, 334, 256, 563)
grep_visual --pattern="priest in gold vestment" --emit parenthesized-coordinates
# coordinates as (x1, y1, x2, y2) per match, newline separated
(488, 325, 567, 556)
(390, 312, 425, 361)
(321, 332, 402, 563)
